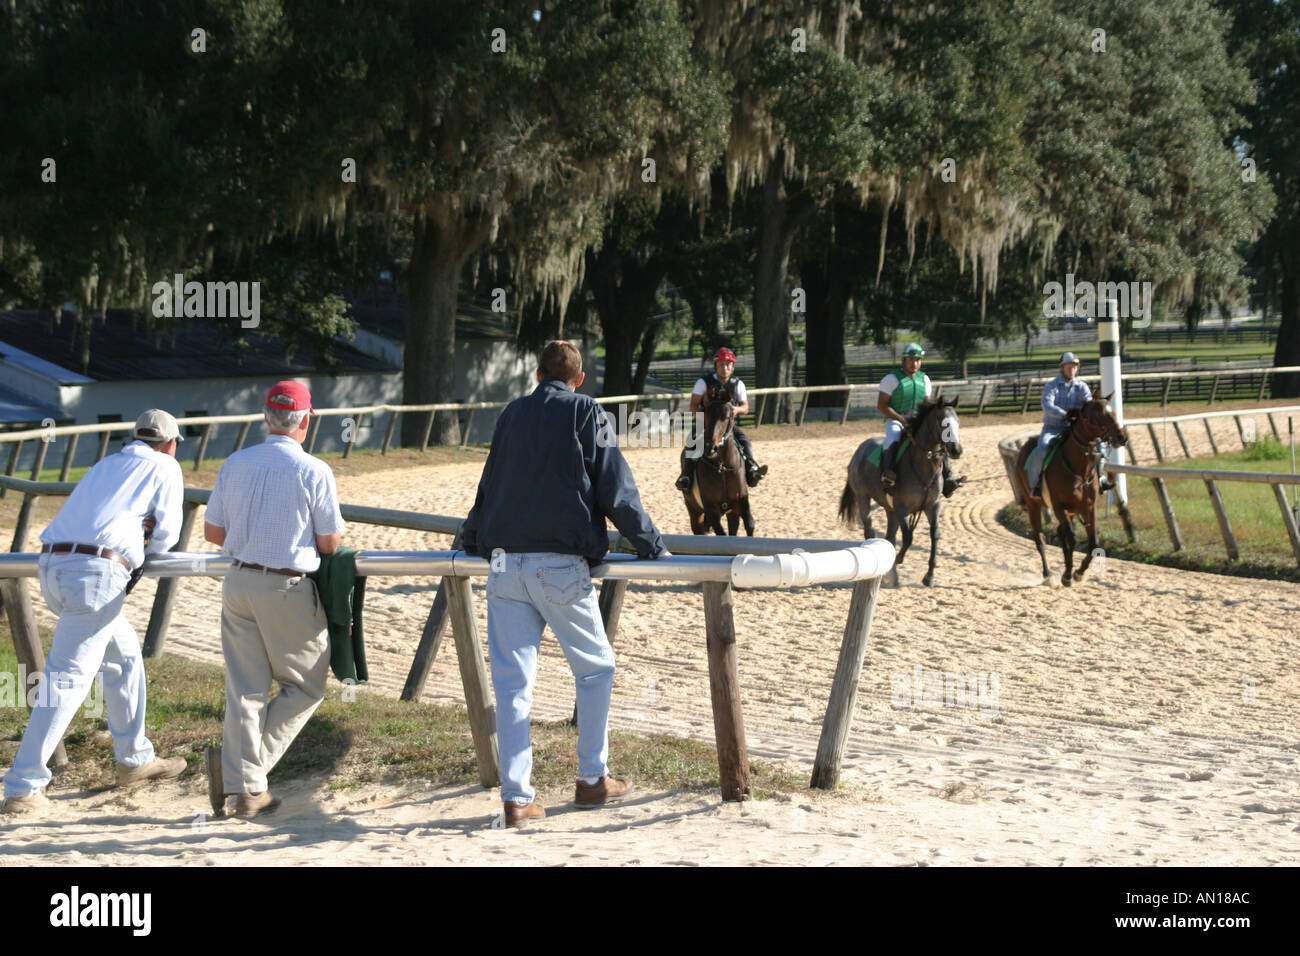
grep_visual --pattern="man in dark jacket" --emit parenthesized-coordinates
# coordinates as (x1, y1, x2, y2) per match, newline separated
(462, 340, 668, 827)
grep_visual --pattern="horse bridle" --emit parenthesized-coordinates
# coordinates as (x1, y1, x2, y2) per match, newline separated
(700, 397, 737, 471)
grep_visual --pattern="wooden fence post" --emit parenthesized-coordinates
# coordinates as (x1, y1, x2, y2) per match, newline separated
(192, 423, 212, 471)
(1145, 423, 1164, 462)
(306, 416, 322, 454)
(1, 440, 21, 498)
(1270, 483, 1300, 568)
(58, 433, 79, 481)
(1172, 421, 1191, 459)
(401, 580, 451, 701)
(380, 411, 398, 455)
(839, 387, 853, 425)
(232, 421, 252, 455)
(445, 575, 500, 788)
(95, 431, 111, 463)
(1203, 418, 1219, 455)
(1267, 413, 1281, 442)
(1151, 477, 1184, 551)
(1203, 479, 1238, 561)
(754, 394, 767, 429)
(701, 581, 750, 802)
(0, 578, 67, 768)
(419, 410, 436, 453)
(1160, 377, 1172, 406)
(27, 436, 48, 482)
(976, 382, 990, 416)
(1208, 375, 1220, 404)
(460, 409, 476, 446)
(1233, 415, 1249, 448)
(797, 391, 810, 427)
(1258, 371, 1269, 401)
(142, 499, 201, 658)
(1020, 378, 1033, 414)
(811, 576, 882, 790)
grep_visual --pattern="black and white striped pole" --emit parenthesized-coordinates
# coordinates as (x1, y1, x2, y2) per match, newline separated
(1099, 298, 1127, 507)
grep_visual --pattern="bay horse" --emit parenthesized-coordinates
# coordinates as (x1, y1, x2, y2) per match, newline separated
(839, 398, 963, 587)
(1012, 395, 1128, 587)
(683, 382, 754, 535)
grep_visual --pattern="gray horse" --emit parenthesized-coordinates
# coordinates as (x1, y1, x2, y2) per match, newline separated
(839, 398, 963, 587)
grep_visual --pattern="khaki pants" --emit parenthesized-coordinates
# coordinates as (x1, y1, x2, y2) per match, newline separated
(220, 565, 330, 794)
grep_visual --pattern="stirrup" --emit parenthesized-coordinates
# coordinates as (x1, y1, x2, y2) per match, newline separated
(746, 463, 767, 488)
(942, 475, 965, 499)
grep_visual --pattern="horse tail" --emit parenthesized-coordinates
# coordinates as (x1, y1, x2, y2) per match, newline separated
(838, 481, 857, 526)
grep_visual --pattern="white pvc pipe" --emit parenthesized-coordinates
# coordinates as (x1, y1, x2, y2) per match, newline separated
(729, 539, 895, 588)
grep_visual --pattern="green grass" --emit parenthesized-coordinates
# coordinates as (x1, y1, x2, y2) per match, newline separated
(0, 621, 802, 799)
(999, 439, 1300, 582)
(969, 337, 1273, 367)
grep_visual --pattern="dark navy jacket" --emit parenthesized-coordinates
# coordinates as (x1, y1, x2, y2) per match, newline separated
(461, 378, 666, 565)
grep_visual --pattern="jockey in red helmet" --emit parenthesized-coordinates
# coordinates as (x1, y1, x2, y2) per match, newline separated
(676, 347, 767, 492)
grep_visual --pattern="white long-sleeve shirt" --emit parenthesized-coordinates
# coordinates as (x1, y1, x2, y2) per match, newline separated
(39, 441, 185, 569)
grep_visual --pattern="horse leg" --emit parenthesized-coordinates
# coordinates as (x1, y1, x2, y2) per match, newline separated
(706, 508, 725, 536)
(885, 509, 901, 588)
(727, 509, 740, 536)
(921, 501, 941, 587)
(740, 498, 755, 536)
(1074, 508, 1099, 583)
(897, 507, 914, 564)
(861, 501, 876, 539)
(1027, 498, 1051, 584)
(1054, 503, 1076, 587)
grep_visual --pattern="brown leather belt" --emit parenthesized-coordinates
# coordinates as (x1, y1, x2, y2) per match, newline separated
(41, 542, 132, 572)
(232, 559, 303, 577)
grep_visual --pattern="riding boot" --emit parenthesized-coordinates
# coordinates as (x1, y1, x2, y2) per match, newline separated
(941, 455, 966, 498)
(881, 444, 897, 488)
(676, 456, 695, 493)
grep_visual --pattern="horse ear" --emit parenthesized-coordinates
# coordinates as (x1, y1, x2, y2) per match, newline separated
(1103, 392, 1113, 403)
(948, 395, 960, 408)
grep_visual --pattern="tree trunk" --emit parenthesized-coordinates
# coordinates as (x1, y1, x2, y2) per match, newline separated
(1274, 265, 1300, 398)
(753, 150, 816, 422)
(632, 321, 659, 394)
(403, 210, 479, 447)
(800, 254, 850, 408)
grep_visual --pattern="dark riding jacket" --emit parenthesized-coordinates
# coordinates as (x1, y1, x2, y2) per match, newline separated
(461, 378, 666, 565)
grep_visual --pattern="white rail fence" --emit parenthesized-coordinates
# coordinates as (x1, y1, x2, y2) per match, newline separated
(0, 475, 894, 798)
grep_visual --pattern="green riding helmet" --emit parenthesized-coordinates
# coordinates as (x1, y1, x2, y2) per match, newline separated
(903, 343, 925, 358)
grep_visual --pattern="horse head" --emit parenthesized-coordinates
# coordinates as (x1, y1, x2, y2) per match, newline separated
(1079, 393, 1127, 446)
(702, 385, 735, 458)
(915, 398, 963, 460)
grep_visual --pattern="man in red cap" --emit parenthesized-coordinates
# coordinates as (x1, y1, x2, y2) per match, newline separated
(202, 381, 344, 817)
(675, 346, 767, 492)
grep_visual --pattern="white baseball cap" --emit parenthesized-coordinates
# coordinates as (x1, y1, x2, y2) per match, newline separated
(132, 409, 183, 443)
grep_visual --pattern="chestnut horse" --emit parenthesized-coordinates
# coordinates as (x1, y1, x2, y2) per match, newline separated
(683, 382, 755, 535)
(1013, 395, 1128, 586)
(839, 398, 963, 587)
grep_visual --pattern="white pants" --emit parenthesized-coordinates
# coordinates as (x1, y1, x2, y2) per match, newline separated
(882, 419, 906, 449)
(3, 553, 154, 798)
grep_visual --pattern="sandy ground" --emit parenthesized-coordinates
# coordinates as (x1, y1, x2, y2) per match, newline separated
(2, 411, 1298, 865)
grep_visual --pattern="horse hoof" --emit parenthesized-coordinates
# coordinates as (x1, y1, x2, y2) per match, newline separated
(1061, 574, 1073, 588)
(922, 574, 933, 587)
(1073, 570, 1085, 582)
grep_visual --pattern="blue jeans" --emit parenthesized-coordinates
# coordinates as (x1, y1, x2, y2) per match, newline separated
(486, 551, 614, 805)
(4, 554, 154, 798)
(1026, 426, 1064, 489)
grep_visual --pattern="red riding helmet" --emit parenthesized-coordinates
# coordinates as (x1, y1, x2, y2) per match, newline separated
(714, 347, 736, 363)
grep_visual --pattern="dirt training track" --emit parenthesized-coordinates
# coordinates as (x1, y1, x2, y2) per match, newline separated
(11, 413, 1300, 864)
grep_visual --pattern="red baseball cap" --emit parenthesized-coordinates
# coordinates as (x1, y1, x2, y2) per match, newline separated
(265, 380, 313, 412)
(714, 347, 736, 363)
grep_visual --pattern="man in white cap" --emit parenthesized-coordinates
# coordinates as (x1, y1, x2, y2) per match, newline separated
(1026, 352, 1093, 499)
(202, 381, 344, 817)
(2, 410, 188, 815)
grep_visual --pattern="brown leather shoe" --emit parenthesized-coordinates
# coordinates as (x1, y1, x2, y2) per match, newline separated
(231, 791, 280, 817)
(2, 790, 50, 816)
(115, 755, 187, 787)
(574, 775, 634, 808)
(503, 801, 545, 827)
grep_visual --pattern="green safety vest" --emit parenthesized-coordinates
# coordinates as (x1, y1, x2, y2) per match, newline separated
(887, 367, 928, 414)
